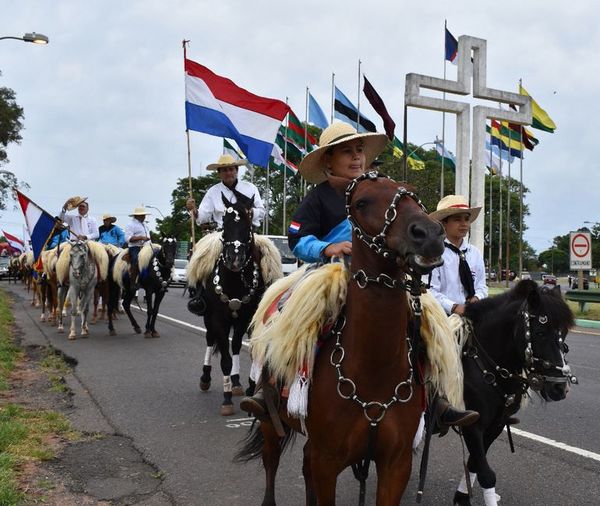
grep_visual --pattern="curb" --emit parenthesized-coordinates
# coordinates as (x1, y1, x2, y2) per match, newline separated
(574, 319, 600, 330)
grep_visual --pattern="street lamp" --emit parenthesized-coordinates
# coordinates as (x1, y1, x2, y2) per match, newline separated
(145, 205, 165, 219)
(0, 32, 49, 44)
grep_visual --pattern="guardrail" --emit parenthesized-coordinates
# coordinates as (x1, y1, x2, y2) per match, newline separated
(564, 290, 600, 312)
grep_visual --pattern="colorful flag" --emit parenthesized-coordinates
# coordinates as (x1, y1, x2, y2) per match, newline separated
(223, 139, 253, 176)
(15, 190, 56, 261)
(445, 27, 458, 65)
(434, 139, 456, 169)
(270, 142, 298, 176)
(487, 123, 523, 158)
(2, 230, 24, 253)
(505, 122, 539, 151)
(184, 58, 290, 167)
(485, 137, 514, 163)
(308, 93, 329, 129)
(362, 76, 396, 140)
(519, 85, 556, 133)
(392, 137, 425, 170)
(287, 111, 317, 150)
(334, 86, 376, 133)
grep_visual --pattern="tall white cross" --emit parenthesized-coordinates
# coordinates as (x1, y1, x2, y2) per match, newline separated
(405, 35, 532, 251)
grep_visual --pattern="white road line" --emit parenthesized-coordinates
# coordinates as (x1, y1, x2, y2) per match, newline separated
(135, 308, 600, 463)
(511, 428, 600, 463)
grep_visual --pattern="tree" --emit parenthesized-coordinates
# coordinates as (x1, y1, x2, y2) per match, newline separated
(0, 73, 27, 211)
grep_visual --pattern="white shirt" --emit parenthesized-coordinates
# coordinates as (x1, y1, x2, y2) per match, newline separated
(59, 210, 99, 240)
(428, 239, 488, 315)
(196, 180, 265, 228)
(125, 219, 150, 247)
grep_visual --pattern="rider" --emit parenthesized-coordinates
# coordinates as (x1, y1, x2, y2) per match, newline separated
(185, 154, 265, 315)
(427, 195, 488, 316)
(46, 219, 69, 250)
(98, 213, 126, 247)
(241, 122, 478, 429)
(59, 197, 99, 241)
(125, 207, 151, 287)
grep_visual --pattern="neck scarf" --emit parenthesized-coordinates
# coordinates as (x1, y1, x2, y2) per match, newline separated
(445, 242, 475, 300)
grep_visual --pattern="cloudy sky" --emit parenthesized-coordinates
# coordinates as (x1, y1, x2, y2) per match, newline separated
(1, 0, 598, 255)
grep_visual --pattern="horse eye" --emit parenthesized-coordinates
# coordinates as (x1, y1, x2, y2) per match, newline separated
(355, 199, 368, 210)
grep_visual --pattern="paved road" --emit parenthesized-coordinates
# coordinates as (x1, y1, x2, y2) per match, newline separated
(4, 282, 600, 505)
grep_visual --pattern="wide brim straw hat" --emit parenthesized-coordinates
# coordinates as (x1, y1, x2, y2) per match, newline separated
(102, 213, 117, 223)
(128, 206, 149, 217)
(206, 154, 248, 171)
(429, 195, 481, 223)
(64, 196, 88, 211)
(298, 122, 388, 184)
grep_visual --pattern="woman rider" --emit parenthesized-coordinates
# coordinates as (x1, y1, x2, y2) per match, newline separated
(241, 122, 478, 430)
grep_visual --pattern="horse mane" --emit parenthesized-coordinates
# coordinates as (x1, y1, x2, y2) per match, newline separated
(138, 242, 162, 273)
(187, 232, 223, 286)
(250, 263, 349, 386)
(254, 234, 284, 285)
(102, 243, 122, 258)
(112, 249, 129, 289)
(41, 247, 59, 276)
(25, 252, 34, 267)
(55, 243, 73, 284)
(412, 291, 464, 409)
(87, 241, 109, 281)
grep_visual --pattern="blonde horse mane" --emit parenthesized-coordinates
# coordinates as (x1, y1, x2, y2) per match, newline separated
(55, 243, 73, 284)
(102, 243, 122, 258)
(138, 242, 162, 272)
(41, 247, 59, 276)
(187, 232, 222, 287)
(254, 234, 284, 285)
(87, 241, 109, 281)
(25, 252, 34, 267)
(250, 263, 349, 386)
(112, 249, 130, 289)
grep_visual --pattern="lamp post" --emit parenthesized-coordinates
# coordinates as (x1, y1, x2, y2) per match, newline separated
(145, 205, 165, 219)
(0, 32, 49, 44)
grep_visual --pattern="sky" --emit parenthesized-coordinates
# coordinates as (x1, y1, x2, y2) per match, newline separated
(1, 0, 598, 256)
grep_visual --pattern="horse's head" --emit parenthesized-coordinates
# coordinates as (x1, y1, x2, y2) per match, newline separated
(340, 172, 445, 278)
(160, 237, 177, 269)
(513, 280, 576, 401)
(70, 241, 90, 280)
(220, 193, 254, 272)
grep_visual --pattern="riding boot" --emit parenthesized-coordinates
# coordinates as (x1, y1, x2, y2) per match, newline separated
(506, 416, 520, 425)
(434, 395, 479, 431)
(240, 388, 267, 420)
(129, 265, 139, 292)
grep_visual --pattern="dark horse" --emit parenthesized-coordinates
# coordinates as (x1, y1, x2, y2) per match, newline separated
(109, 238, 177, 338)
(237, 172, 446, 506)
(453, 280, 576, 506)
(199, 192, 266, 416)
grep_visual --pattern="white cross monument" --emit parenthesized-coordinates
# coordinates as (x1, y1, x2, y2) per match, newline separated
(405, 35, 532, 252)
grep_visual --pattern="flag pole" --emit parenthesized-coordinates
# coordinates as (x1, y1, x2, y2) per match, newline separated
(182, 39, 196, 250)
(488, 142, 493, 282)
(441, 20, 447, 198)
(402, 104, 408, 182)
(356, 59, 361, 131)
(505, 120, 512, 289)
(282, 99, 289, 235)
(518, 79, 524, 278)
(330, 73, 335, 124)
(304, 86, 309, 197)
(497, 126, 503, 281)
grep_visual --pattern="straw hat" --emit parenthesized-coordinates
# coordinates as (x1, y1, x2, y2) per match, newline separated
(64, 196, 88, 211)
(102, 213, 117, 223)
(128, 206, 149, 217)
(298, 122, 388, 184)
(206, 154, 248, 171)
(429, 195, 481, 223)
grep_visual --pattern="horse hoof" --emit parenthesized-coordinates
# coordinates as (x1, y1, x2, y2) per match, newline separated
(68, 334, 77, 340)
(134, 328, 142, 334)
(151, 331, 160, 338)
(220, 404, 235, 416)
(453, 491, 471, 506)
(109, 329, 117, 336)
(40, 315, 46, 322)
(81, 332, 89, 338)
(144, 331, 153, 338)
(90, 318, 97, 325)
(58, 328, 64, 333)
(199, 380, 211, 391)
(232, 385, 245, 396)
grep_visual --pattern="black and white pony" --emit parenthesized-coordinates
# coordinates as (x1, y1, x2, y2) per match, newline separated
(111, 238, 177, 338)
(187, 193, 282, 416)
(452, 280, 576, 506)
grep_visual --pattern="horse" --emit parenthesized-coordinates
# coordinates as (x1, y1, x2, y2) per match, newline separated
(92, 243, 122, 325)
(110, 238, 177, 338)
(7, 257, 21, 283)
(187, 192, 282, 416)
(56, 241, 109, 339)
(452, 280, 576, 506)
(237, 172, 448, 506)
(39, 247, 61, 323)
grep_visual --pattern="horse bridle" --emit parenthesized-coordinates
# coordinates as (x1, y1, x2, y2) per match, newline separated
(345, 171, 427, 296)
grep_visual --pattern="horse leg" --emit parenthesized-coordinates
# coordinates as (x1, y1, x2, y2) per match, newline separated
(68, 290, 78, 340)
(91, 286, 99, 324)
(230, 324, 245, 396)
(199, 342, 213, 391)
(259, 421, 284, 506)
(458, 428, 499, 506)
(149, 289, 165, 338)
(220, 345, 235, 416)
(144, 289, 154, 338)
(309, 450, 339, 506)
(57, 285, 66, 333)
(107, 281, 119, 336)
(39, 282, 47, 321)
(375, 450, 413, 506)
(80, 288, 94, 337)
(302, 441, 317, 506)
(122, 288, 141, 334)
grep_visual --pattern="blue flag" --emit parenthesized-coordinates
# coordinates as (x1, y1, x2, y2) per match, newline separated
(445, 27, 458, 65)
(334, 87, 376, 133)
(308, 93, 329, 130)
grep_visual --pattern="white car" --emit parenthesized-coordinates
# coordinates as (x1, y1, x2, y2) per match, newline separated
(266, 235, 299, 276)
(170, 258, 188, 285)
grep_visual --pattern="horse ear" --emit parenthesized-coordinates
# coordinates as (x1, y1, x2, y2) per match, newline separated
(222, 192, 233, 208)
(326, 174, 351, 196)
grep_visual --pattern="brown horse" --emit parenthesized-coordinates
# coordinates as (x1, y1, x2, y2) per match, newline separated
(237, 172, 446, 506)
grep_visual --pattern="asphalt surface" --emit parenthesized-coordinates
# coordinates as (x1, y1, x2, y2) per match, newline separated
(4, 281, 600, 505)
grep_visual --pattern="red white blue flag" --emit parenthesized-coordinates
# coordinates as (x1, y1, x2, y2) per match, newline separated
(16, 190, 56, 261)
(2, 230, 24, 253)
(445, 27, 458, 65)
(184, 59, 290, 168)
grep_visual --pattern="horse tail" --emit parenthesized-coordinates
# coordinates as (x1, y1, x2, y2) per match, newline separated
(233, 422, 296, 463)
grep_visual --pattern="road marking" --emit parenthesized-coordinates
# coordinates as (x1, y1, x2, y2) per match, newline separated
(133, 307, 250, 348)
(511, 428, 600, 462)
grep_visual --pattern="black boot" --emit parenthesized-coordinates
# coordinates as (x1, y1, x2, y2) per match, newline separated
(435, 396, 479, 428)
(240, 389, 267, 420)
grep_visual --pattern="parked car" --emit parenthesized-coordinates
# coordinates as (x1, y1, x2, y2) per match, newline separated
(500, 269, 516, 281)
(0, 257, 9, 279)
(571, 277, 590, 290)
(485, 270, 497, 282)
(266, 235, 299, 276)
(520, 271, 531, 280)
(170, 258, 188, 286)
(542, 274, 557, 286)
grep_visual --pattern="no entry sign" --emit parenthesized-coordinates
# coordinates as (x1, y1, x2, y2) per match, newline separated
(570, 232, 592, 270)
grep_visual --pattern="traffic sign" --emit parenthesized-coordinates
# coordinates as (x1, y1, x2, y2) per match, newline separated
(570, 232, 592, 270)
